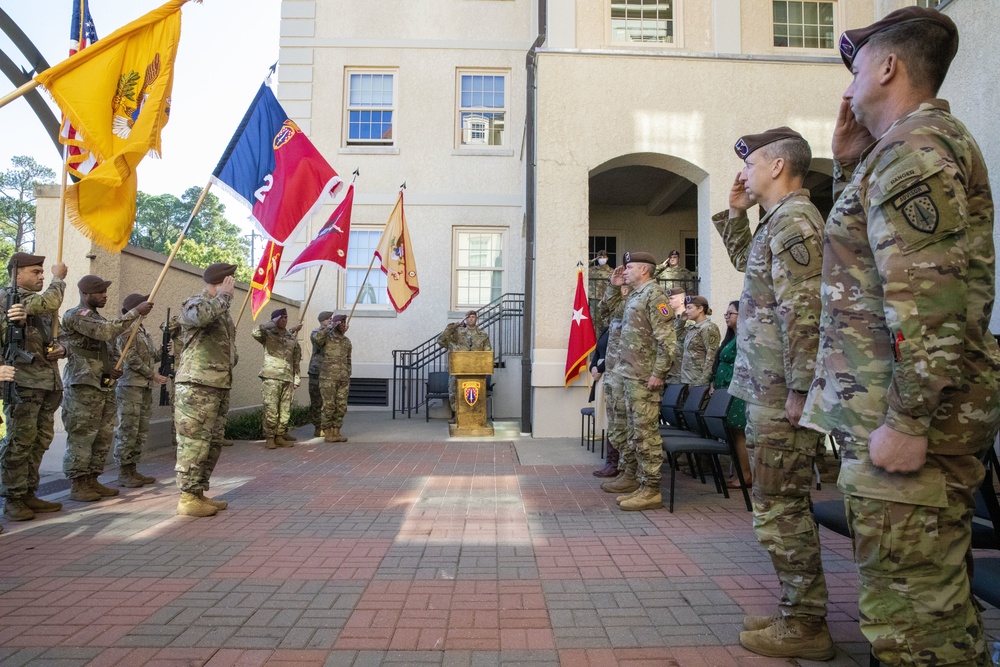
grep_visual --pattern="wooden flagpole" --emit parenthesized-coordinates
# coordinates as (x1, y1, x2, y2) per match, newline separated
(233, 287, 253, 329)
(50, 144, 71, 339)
(298, 266, 322, 326)
(114, 181, 213, 369)
(0, 79, 41, 112)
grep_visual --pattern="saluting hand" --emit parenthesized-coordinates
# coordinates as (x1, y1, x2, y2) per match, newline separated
(728, 172, 753, 216)
(610, 265, 626, 286)
(219, 275, 236, 297)
(832, 99, 875, 164)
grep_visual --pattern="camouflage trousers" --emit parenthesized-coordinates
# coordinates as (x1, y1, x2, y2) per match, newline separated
(746, 403, 828, 619)
(320, 380, 350, 430)
(174, 383, 229, 494)
(623, 378, 664, 486)
(0, 387, 62, 498)
(308, 374, 322, 426)
(838, 442, 989, 666)
(603, 372, 630, 473)
(448, 376, 458, 415)
(61, 385, 117, 480)
(261, 378, 293, 438)
(113, 385, 152, 467)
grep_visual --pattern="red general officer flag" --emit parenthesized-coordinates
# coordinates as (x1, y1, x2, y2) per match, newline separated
(565, 269, 597, 386)
(284, 182, 355, 276)
(250, 240, 283, 319)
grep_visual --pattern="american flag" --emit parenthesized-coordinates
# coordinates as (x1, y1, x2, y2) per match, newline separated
(60, 0, 100, 179)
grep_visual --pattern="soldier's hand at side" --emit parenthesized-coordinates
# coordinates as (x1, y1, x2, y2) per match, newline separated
(728, 172, 753, 216)
(46, 342, 66, 360)
(110, 367, 123, 380)
(219, 275, 236, 296)
(832, 99, 874, 163)
(785, 390, 806, 427)
(152, 373, 168, 385)
(0, 365, 15, 382)
(646, 375, 663, 391)
(610, 266, 625, 286)
(52, 262, 68, 280)
(166, 340, 174, 355)
(7, 303, 26, 324)
(869, 424, 927, 473)
(135, 301, 154, 316)
(293, 376, 301, 388)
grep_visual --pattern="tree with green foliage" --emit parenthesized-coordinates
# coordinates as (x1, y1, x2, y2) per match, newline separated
(130, 186, 252, 282)
(0, 156, 57, 273)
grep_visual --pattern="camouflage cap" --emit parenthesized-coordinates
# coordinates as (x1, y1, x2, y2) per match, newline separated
(271, 307, 288, 320)
(839, 7, 958, 69)
(203, 262, 238, 285)
(734, 126, 804, 160)
(7, 252, 44, 271)
(121, 293, 149, 313)
(78, 274, 112, 294)
(318, 310, 334, 323)
(623, 251, 656, 266)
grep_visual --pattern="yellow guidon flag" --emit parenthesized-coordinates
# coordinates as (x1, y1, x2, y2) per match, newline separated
(34, 0, 198, 252)
(373, 190, 420, 313)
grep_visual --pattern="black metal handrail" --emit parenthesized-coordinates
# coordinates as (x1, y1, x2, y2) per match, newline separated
(391, 293, 524, 418)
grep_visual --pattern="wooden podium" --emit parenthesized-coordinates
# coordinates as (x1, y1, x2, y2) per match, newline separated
(449, 350, 494, 437)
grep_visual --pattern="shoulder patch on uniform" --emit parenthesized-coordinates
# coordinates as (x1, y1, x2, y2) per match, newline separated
(79, 308, 90, 316)
(657, 302, 670, 316)
(891, 183, 932, 210)
(901, 194, 939, 233)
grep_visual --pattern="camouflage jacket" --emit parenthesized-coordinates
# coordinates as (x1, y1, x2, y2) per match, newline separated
(252, 321, 302, 382)
(602, 283, 627, 374)
(437, 323, 491, 352)
(175, 289, 237, 389)
(0, 278, 65, 391)
(590, 264, 613, 335)
(313, 326, 352, 382)
(116, 324, 159, 388)
(60, 305, 140, 390)
(665, 318, 691, 384)
(802, 100, 1000, 467)
(617, 279, 675, 382)
(712, 189, 824, 407)
(308, 327, 324, 376)
(680, 318, 721, 386)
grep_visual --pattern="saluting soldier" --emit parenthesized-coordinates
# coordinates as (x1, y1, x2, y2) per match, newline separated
(314, 314, 352, 443)
(308, 310, 334, 437)
(437, 310, 491, 420)
(800, 9, 1000, 665)
(0, 253, 67, 523)
(61, 275, 152, 502)
(252, 307, 302, 449)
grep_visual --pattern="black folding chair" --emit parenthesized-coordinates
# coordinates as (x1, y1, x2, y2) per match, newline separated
(425, 371, 450, 422)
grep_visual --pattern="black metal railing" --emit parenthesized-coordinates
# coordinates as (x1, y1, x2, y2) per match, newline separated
(391, 293, 524, 418)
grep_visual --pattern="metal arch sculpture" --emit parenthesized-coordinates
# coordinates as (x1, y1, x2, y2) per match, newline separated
(0, 7, 62, 156)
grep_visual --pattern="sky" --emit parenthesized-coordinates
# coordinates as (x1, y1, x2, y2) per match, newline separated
(0, 0, 282, 258)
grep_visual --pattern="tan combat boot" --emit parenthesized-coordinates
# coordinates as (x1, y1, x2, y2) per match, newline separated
(332, 427, 347, 443)
(619, 486, 663, 511)
(176, 492, 217, 517)
(324, 429, 339, 443)
(23, 491, 62, 513)
(3, 497, 35, 521)
(134, 468, 156, 485)
(616, 486, 644, 503)
(313, 426, 323, 438)
(739, 616, 835, 661)
(116, 464, 146, 488)
(70, 477, 101, 502)
(281, 431, 298, 442)
(265, 437, 278, 449)
(90, 474, 120, 497)
(601, 472, 639, 494)
(221, 438, 234, 446)
(199, 492, 228, 511)
(743, 613, 781, 632)
(275, 434, 294, 448)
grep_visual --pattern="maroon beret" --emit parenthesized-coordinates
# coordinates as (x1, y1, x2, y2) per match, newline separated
(331, 314, 347, 327)
(623, 251, 656, 266)
(203, 263, 238, 285)
(122, 293, 149, 313)
(7, 252, 44, 272)
(839, 7, 958, 70)
(78, 274, 112, 294)
(687, 295, 710, 310)
(734, 126, 804, 160)
(270, 308, 288, 320)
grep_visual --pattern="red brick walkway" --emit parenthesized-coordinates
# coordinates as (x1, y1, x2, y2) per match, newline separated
(1, 438, 997, 666)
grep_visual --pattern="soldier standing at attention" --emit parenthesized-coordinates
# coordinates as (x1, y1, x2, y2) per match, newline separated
(801, 9, 1000, 665)
(113, 293, 168, 488)
(712, 127, 831, 660)
(174, 263, 238, 518)
(593, 274, 629, 478)
(679, 295, 720, 387)
(0, 253, 67, 522)
(588, 249, 613, 334)
(61, 275, 152, 502)
(252, 308, 302, 449)
(437, 310, 491, 420)
(663, 285, 689, 386)
(308, 311, 333, 437)
(601, 251, 674, 512)
(315, 314, 352, 443)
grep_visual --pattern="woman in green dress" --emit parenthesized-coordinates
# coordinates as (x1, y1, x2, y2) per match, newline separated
(711, 300, 750, 488)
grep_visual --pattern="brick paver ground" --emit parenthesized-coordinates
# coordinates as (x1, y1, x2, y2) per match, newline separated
(1, 434, 997, 666)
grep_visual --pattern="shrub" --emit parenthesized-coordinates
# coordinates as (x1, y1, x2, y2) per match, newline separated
(224, 402, 312, 440)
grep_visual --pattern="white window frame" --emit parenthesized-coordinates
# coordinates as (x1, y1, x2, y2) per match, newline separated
(770, 1, 842, 53)
(456, 69, 509, 150)
(452, 227, 506, 310)
(341, 226, 392, 311)
(344, 69, 397, 147)
(608, 0, 684, 49)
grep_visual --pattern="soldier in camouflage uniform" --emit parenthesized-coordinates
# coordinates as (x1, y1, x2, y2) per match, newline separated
(663, 286, 689, 385)
(601, 251, 675, 512)
(308, 310, 333, 437)
(252, 307, 302, 449)
(655, 250, 694, 294)
(679, 296, 720, 386)
(113, 293, 168, 488)
(0, 255, 51, 523)
(174, 263, 239, 518)
(61, 275, 152, 503)
(712, 127, 831, 660)
(594, 275, 629, 478)
(800, 10, 1000, 666)
(313, 314, 352, 443)
(437, 310, 492, 419)
(588, 250, 613, 334)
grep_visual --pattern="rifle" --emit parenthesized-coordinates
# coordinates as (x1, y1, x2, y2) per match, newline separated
(158, 308, 174, 406)
(3, 260, 35, 405)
